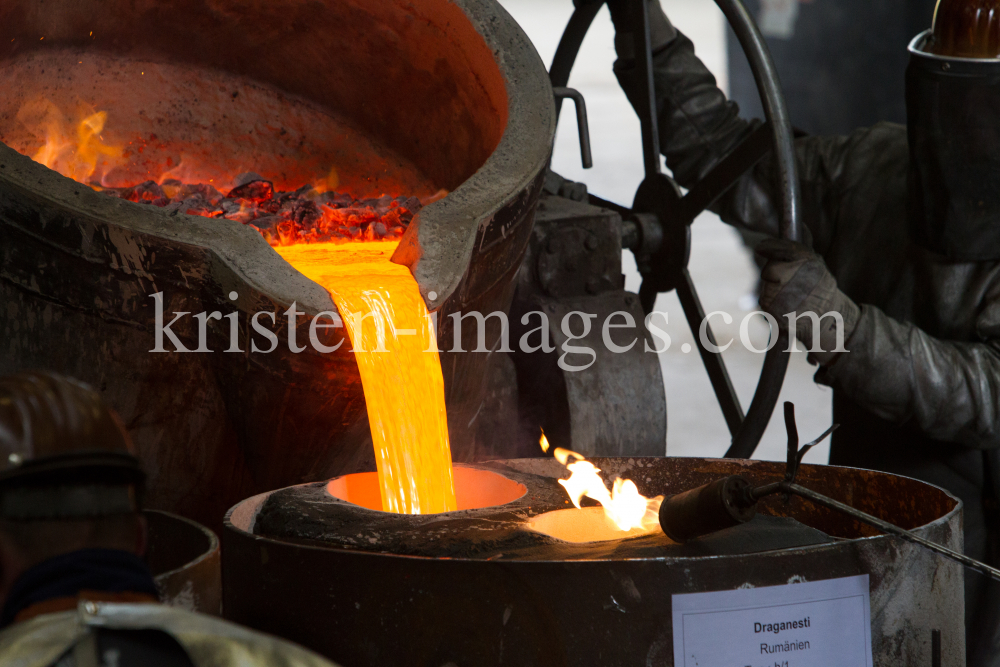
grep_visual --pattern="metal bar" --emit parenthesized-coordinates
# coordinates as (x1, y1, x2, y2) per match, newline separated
(725, 330, 790, 458)
(675, 122, 773, 225)
(633, 0, 662, 179)
(638, 278, 659, 316)
(588, 193, 631, 217)
(784, 402, 798, 480)
(785, 482, 1000, 583)
(676, 268, 745, 435)
(552, 87, 594, 169)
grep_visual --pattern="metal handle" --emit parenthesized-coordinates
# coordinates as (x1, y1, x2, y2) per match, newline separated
(552, 87, 594, 169)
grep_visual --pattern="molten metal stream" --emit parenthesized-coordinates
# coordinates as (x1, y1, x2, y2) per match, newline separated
(276, 242, 457, 514)
(13, 99, 457, 514)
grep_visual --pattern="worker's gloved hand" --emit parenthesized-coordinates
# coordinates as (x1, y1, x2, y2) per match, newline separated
(756, 239, 861, 366)
(606, 0, 678, 61)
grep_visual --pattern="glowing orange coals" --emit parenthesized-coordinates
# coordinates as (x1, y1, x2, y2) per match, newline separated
(276, 241, 457, 514)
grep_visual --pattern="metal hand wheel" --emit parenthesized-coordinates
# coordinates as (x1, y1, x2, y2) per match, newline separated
(549, 0, 803, 459)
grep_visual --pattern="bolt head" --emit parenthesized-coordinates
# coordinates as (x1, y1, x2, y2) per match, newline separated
(585, 236, 599, 251)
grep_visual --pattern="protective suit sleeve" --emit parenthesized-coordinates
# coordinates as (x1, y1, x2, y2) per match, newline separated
(818, 305, 1000, 449)
(613, 30, 904, 254)
(613, 31, 750, 191)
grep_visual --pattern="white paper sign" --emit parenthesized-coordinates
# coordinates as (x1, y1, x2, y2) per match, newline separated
(672, 574, 873, 667)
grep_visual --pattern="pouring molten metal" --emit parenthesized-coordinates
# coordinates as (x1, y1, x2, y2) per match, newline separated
(276, 241, 456, 514)
(14, 100, 457, 514)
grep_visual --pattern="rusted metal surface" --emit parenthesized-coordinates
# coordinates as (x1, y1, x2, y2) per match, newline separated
(146, 510, 221, 616)
(252, 462, 831, 560)
(223, 457, 965, 666)
(0, 0, 555, 531)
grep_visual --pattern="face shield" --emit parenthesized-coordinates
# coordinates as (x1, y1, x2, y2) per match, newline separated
(907, 5, 1000, 260)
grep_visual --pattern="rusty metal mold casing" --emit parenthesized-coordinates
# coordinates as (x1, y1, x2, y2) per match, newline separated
(146, 510, 221, 616)
(223, 457, 965, 666)
(0, 0, 556, 530)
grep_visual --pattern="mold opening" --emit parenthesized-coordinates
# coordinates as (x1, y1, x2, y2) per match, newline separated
(326, 467, 527, 513)
(525, 507, 670, 544)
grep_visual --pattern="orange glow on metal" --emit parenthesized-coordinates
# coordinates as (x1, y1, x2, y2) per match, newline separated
(276, 241, 457, 514)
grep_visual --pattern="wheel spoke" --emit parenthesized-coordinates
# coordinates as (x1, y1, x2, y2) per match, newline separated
(725, 337, 791, 459)
(633, 0, 663, 179)
(675, 269, 745, 435)
(675, 122, 774, 225)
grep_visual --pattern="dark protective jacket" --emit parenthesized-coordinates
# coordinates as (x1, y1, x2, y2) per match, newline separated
(615, 32, 1000, 661)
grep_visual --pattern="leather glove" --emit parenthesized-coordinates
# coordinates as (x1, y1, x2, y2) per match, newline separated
(606, 0, 678, 61)
(756, 238, 861, 366)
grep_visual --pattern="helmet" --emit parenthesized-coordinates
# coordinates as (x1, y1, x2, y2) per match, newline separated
(907, 1, 1000, 260)
(0, 372, 144, 519)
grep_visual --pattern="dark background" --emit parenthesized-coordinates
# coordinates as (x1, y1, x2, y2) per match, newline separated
(728, 0, 939, 135)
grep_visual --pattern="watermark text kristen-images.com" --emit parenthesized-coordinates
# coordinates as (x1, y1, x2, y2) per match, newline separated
(149, 292, 850, 372)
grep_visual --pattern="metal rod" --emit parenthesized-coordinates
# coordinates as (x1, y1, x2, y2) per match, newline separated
(724, 330, 790, 459)
(552, 87, 594, 169)
(784, 401, 799, 480)
(676, 269, 745, 435)
(547, 1, 602, 170)
(633, 0, 662, 179)
(772, 482, 1000, 583)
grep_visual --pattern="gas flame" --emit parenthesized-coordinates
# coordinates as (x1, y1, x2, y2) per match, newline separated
(17, 98, 122, 184)
(542, 434, 662, 532)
